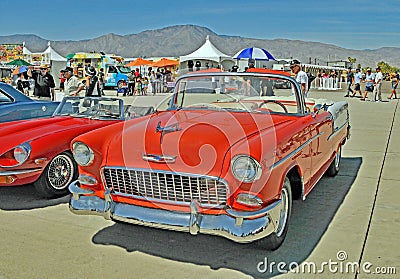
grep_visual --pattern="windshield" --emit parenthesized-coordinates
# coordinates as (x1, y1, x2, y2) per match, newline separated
(117, 66, 132, 74)
(54, 97, 123, 119)
(158, 71, 303, 115)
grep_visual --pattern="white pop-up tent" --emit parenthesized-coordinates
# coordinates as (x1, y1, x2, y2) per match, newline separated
(179, 36, 233, 72)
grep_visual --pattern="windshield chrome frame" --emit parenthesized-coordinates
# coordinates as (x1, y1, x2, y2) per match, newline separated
(168, 72, 306, 115)
(52, 96, 125, 120)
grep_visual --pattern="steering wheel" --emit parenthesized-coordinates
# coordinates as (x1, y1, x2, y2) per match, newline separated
(96, 108, 120, 118)
(259, 100, 288, 113)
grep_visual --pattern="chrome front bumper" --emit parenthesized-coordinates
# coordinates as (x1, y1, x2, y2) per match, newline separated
(69, 181, 283, 243)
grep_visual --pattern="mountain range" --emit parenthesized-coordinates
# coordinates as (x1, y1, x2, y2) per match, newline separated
(1, 25, 399, 68)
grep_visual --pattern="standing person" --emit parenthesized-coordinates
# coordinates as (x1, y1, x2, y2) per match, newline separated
(27, 64, 56, 101)
(344, 67, 354, 97)
(372, 66, 383, 102)
(195, 61, 201, 71)
(141, 75, 148, 95)
(134, 74, 142, 95)
(351, 68, 363, 97)
(156, 69, 163, 93)
(188, 60, 194, 72)
(127, 70, 136, 96)
(59, 71, 65, 92)
(61, 67, 85, 96)
(98, 68, 105, 96)
(85, 66, 101, 97)
(361, 69, 375, 101)
(16, 72, 30, 95)
(290, 59, 309, 97)
(388, 72, 399, 99)
(150, 71, 156, 95)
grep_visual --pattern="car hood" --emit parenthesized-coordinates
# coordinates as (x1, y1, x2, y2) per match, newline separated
(105, 110, 291, 177)
(0, 116, 117, 153)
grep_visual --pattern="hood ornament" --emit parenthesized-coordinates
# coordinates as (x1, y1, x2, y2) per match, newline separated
(142, 154, 177, 163)
(155, 121, 181, 143)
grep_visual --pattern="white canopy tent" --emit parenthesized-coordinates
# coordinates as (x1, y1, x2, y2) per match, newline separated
(179, 36, 233, 73)
(43, 42, 67, 62)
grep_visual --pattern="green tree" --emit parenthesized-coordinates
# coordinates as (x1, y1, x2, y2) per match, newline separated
(348, 57, 357, 63)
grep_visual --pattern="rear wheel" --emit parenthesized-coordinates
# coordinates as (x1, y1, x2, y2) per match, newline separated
(34, 152, 78, 198)
(255, 177, 292, 250)
(326, 145, 341, 177)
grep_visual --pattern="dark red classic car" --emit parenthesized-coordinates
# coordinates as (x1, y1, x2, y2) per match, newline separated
(69, 69, 350, 249)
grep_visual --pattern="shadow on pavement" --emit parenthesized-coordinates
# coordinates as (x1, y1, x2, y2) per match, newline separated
(0, 184, 70, 210)
(91, 157, 362, 278)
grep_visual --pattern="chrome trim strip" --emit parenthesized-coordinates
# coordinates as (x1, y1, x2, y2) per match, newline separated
(0, 168, 42, 176)
(102, 166, 225, 181)
(328, 120, 349, 141)
(110, 191, 227, 208)
(69, 180, 283, 243)
(271, 132, 324, 170)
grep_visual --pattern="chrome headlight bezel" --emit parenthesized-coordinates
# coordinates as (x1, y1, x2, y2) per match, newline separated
(72, 142, 94, 166)
(231, 155, 262, 183)
(0, 142, 32, 168)
(14, 143, 31, 164)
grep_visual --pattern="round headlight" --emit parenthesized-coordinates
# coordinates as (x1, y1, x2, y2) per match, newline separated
(231, 155, 261, 183)
(14, 144, 31, 164)
(72, 142, 94, 166)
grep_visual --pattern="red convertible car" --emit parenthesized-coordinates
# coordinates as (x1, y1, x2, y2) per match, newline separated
(69, 69, 350, 250)
(0, 96, 146, 198)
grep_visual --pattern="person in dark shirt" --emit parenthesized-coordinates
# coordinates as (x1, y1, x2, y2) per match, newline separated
(27, 64, 55, 100)
(344, 67, 354, 97)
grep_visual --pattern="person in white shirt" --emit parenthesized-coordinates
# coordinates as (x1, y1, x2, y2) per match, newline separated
(351, 68, 363, 97)
(372, 66, 383, 102)
(290, 60, 309, 97)
(61, 67, 85, 97)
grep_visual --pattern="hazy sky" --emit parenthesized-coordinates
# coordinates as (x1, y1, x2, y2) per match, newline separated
(1, 0, 398, 50)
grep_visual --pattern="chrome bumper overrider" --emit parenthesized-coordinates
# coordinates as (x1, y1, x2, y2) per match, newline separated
(69, 181, 283, 243)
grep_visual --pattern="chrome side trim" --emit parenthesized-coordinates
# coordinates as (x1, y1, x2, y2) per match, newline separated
(0, 168, 42, 176)
(69, 180, 283, 243)
(328, 120, 349, 141)
(271, 132, 323, 170)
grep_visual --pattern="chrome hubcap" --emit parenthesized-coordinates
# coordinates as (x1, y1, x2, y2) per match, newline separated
(276, 187, 289, 237)
(47, 155, 74, 190)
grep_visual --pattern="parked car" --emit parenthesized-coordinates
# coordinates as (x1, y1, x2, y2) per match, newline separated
(69, 69, 350, 250)
(0, 96, 154, 198)
(0, 82, 60, 123)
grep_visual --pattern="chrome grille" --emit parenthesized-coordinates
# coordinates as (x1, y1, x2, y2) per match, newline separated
(102, 167, 228, 206)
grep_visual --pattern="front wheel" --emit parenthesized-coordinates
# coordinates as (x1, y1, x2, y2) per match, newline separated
(255, 177, 292, 250)
(326, 145, 341, 177)
(34, 152, 78, 198)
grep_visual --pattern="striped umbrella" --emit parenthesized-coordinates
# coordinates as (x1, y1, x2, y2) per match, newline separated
(232, 47, 275, 61)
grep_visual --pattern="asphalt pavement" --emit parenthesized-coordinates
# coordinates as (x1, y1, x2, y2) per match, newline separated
(0, 83, 399, 279)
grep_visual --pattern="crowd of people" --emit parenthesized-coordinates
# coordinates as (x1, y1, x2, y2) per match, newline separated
(343, 66, 398, 102)
(6, 60, 399, 103)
